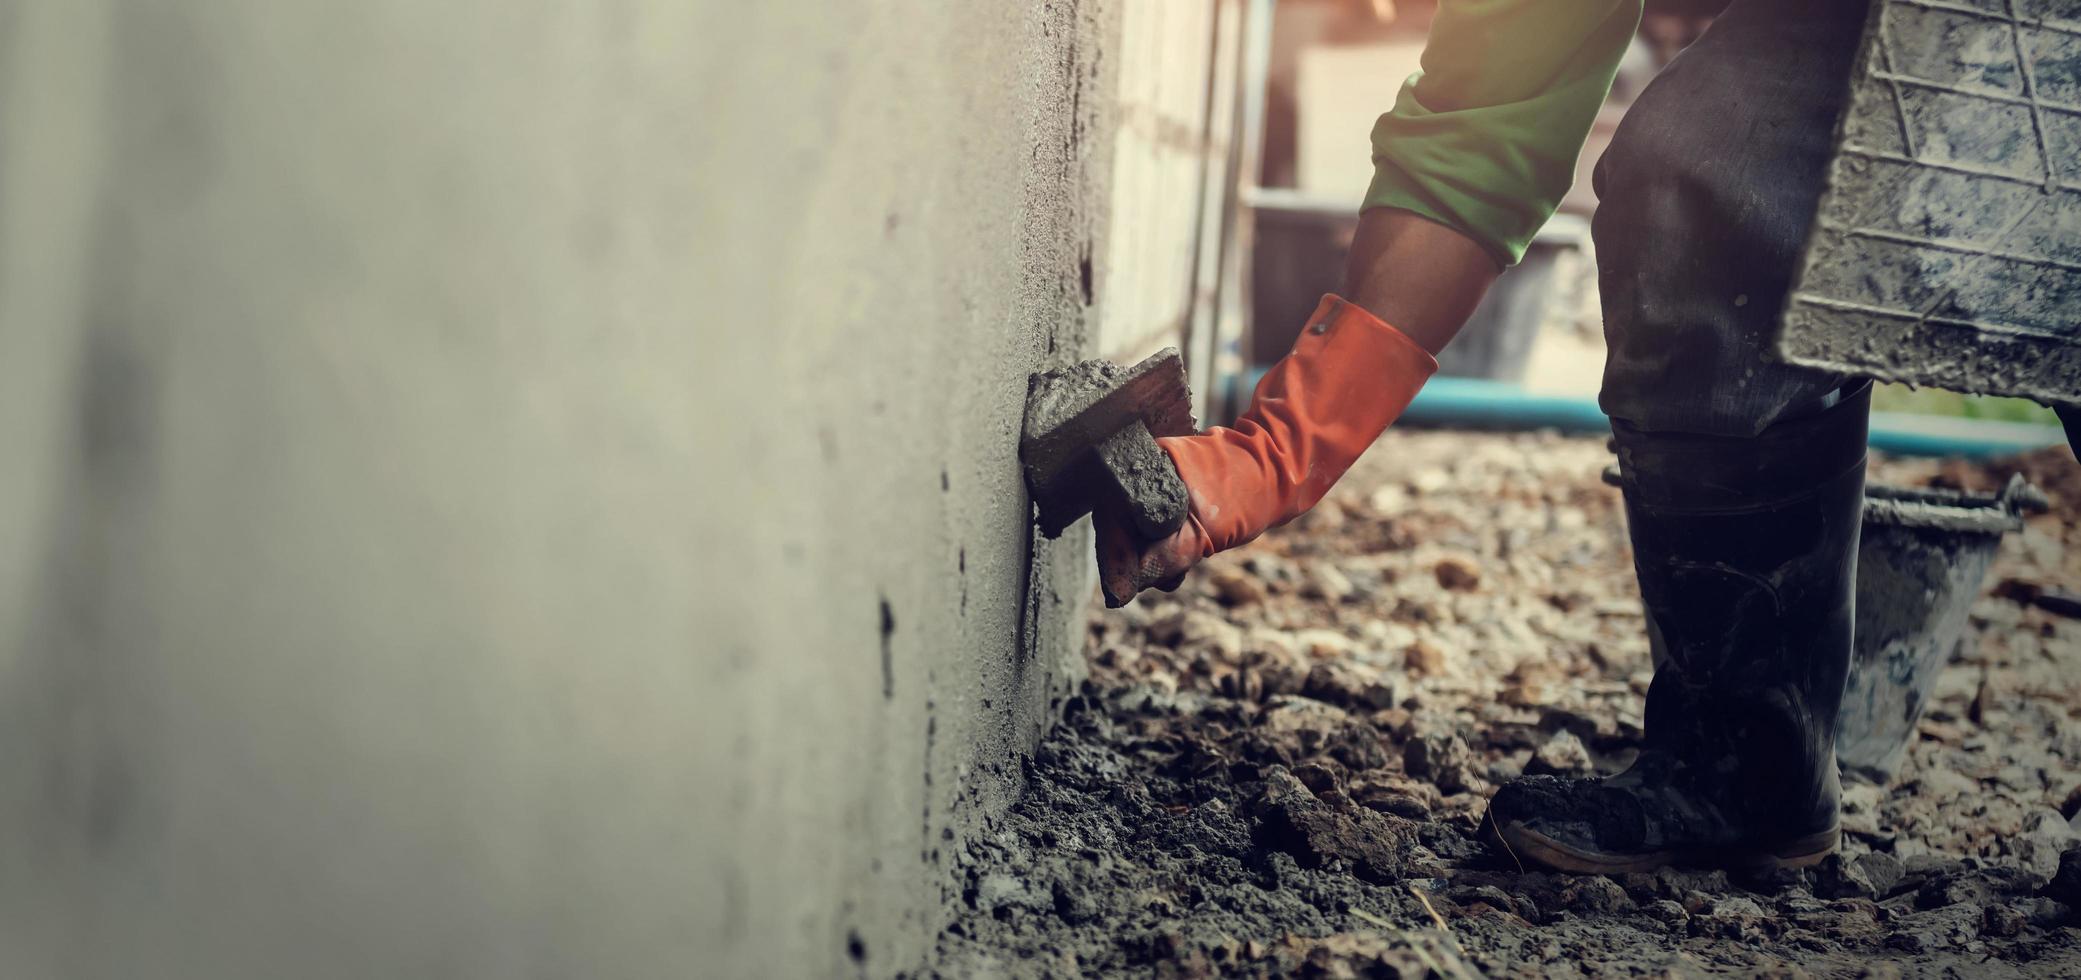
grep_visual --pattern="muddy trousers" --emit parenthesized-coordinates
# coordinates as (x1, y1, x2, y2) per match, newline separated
(1593, 0, 1870, 435)
(1592, 0, 1874, 842)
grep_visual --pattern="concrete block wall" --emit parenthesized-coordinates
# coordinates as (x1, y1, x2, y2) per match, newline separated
(0, 1, 1184, 977)
(1091, 0, 1246, 427)
(1095, 0, 1225, 364)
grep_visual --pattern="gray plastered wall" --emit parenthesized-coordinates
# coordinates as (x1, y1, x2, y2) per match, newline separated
(0, 1, 1139, 977)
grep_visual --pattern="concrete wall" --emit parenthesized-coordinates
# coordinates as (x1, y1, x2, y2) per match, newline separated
(1095, 0, 1247, 420)
(1097, 1, 1221, 362)
(0, 2, 1134, 977)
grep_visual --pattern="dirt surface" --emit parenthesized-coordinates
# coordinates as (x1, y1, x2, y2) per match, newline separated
(928, 430, 2081, 978)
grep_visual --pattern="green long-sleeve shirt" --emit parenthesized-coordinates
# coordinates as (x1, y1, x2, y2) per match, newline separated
(1363, 0, 1643, 267)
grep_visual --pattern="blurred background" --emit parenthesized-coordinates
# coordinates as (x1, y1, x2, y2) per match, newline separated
(1238, 0, 2061, 429)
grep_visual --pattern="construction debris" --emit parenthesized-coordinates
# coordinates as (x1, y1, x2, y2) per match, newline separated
(930, 430, 2081, 978)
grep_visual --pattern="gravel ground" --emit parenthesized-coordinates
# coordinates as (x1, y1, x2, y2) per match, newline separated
(928, 429, 2081, 978)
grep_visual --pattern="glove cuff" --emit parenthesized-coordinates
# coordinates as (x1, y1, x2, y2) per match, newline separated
(1162, 294, 1436, 553)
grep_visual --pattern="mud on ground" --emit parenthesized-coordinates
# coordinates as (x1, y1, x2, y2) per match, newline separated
(929, 430, 2081, 978)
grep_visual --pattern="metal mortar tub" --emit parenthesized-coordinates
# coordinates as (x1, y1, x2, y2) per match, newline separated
(1836, 475, 2048, 784)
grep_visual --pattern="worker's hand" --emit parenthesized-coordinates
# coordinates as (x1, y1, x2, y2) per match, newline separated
(1094, 295, 1436, 606)
(1093, 484, 1209, 607)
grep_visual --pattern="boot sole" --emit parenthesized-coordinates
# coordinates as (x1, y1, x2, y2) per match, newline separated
(1491, 818, 1839, 875)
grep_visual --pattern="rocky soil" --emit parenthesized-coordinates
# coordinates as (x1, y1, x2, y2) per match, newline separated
(928, 430, 2081, 978)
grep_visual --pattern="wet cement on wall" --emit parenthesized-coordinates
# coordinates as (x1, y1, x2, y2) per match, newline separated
(0, 1, 1124, 977)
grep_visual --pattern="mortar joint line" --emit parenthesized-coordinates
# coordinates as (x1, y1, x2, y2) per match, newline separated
(1840, 144, 2081, 195)
(1792, 293, 2063, 341)
(1874, 3, 1922, 160)
(1893, 0, 2081, 39)
(2000, 0, 2058, 190)
(1868, 70, 2081, 118)
(1901, 191, 2045, 328)
(1843, 224, 2081, 275)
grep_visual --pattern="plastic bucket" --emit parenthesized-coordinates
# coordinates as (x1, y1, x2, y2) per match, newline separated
(1429, 240, 1568, 382)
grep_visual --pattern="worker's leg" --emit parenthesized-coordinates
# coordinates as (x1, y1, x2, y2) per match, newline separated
(1486, 0, 1874, 872)
(1594, 0, 1869, 436)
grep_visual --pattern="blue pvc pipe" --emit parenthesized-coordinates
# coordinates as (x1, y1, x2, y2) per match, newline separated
(1403, 377, 1613, 434)
(1232, 372, 2069, 459)
(1863, 411, 2071, 458)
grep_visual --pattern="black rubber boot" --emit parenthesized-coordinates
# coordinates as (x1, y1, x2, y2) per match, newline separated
(1484, 383, 1870, 874)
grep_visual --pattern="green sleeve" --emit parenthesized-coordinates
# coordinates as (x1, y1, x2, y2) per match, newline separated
(1363, 0, 1642, 267)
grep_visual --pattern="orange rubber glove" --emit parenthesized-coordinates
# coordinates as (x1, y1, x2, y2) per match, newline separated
(1097, 294, 1437, 606)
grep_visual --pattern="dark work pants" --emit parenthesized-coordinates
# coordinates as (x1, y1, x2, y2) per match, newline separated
(1595, 0, 1873, 436)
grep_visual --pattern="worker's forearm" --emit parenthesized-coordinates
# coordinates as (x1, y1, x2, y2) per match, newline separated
(1341, 208, 1502, 356)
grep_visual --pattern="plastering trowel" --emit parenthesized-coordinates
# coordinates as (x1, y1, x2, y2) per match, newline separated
(1018, 348, 1196, 546)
